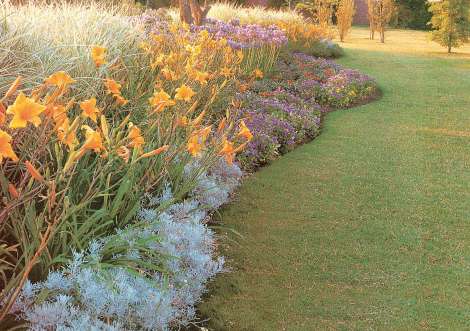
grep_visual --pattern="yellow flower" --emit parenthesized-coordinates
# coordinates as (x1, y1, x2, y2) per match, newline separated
(80, 98, 100, 123)
(187, 135, 202, 156)
(91, 46, 107, 67)
(198, 30, 209, 39)
(220, 67, 233, 78)
(238, 120, 253, 141)
(219, 139, 235, 164)
(128, 125, 145, 149)
(175, 84, 195, 102)
(7, 92, 46, 129)
(45, 71, 75, 88)
(161, 67, 178, 81)
(253, 69, 264, 79)
(81, 127, 105, 153)
(56, 117, 77, 149)
(148, 90, 175, 113)
(151, 54, 165, 68)
(113, 94, 128, 106)
(0, 130, 19, 163)
(193, 71, 210, 85)
(104, 79, 121, 95)
(45, 104, 67, 125)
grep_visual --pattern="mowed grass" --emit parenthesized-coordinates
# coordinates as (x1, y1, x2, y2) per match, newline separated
(199, 27, 470, 330)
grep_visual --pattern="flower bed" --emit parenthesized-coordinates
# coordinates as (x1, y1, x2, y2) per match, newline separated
(0, 4, 378, 330)
(231, 53, 378, 170)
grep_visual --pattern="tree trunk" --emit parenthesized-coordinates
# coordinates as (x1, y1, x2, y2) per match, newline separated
(448, 45, 452, 53)
(179, 0, 193, 25)
(179, 0, 211, 26)
(380, 27, 385, 43)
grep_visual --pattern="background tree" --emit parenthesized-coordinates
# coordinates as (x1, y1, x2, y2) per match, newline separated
(368, 0, 395, 42)
(367, 0, 377, 39)
(392, 0, 431, 29)
(337, 0, 355, 41)
(178, 0, 211, 25)
(296, 0, 335, 27)
(428, 0, 470, 53)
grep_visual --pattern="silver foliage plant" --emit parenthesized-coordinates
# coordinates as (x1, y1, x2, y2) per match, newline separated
(10, 159, 243, 330)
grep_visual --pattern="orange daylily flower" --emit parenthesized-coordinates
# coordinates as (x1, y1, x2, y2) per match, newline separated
(45, 104, 67, 125)
(221, 67, 233, 78)
(128, 126, 145, 149)
(56, 118, 78, 149)
(80, 98, 100, 122)
(7, 92, 46, 129)
(0, 130, 19, 162)
(113, 94, 128, 106)
(25, 160, 44, 182)
(238, 120, 253, 141)
(161, 67, 178, 81)
(117, 145, 130, 163)
(91, 46, 107, 67)
(81, 127, 105, 153)
(175, 84, 195, 102)
(45, 71, 75, 88)
(217, 118, 226, 134)
(219, 139, 235, 164)
(238, 83, 249, 93)
(104, 79, 121, 95)
(253, 69, 264, 79)
(193, 71, 210, 85)
(187, 135, 203, 156)
(148, 90, 175, 113)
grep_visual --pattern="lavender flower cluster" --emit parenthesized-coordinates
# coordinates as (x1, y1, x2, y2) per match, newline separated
(288, 53, 378, 108)
(130, 9, 173, 36)
(231, 52, 377, 170)
(131, 10, 287, 50)
(10, 159, 242, 331)
(192, 18, 288, 49)
(233, 90, 321, 170)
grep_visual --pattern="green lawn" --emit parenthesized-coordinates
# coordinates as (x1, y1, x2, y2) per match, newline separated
(198, 27, 470, 330)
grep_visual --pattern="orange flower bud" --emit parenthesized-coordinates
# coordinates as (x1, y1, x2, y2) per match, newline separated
(140, 145, 169, 159)
(2, 76, 22, 102)
(25, 161, 44, 183)
(8, 183, 19, 199)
